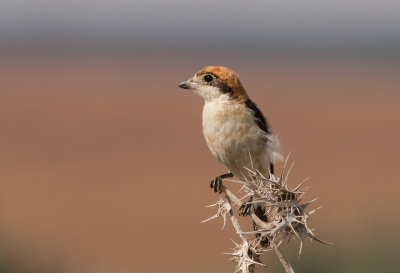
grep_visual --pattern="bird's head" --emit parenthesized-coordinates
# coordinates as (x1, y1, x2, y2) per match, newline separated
(178, 66, 248, 102)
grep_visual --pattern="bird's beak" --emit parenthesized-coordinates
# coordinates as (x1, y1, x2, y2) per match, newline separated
(178, 79, 198, 90)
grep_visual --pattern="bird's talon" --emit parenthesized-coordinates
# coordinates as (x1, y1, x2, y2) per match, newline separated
(258, 235, 270, 248)
(210, 177, 223, 194)
(239, 202, 252, 217)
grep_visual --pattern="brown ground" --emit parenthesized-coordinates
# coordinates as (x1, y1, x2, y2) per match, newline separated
(0, 55, 399, 272)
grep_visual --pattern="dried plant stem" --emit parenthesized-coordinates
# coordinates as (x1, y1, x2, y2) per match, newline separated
(271, 242, 295, 273)
(202, 157, 329, 273)
(223, 186, 295, 273)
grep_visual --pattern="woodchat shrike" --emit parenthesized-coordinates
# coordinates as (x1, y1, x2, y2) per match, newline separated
(179, 66, 282, 246)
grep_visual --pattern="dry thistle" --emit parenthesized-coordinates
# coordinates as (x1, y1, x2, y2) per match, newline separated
(202, 154, 331, 273)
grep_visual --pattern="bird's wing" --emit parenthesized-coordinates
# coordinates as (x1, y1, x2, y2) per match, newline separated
(245, 99, 283, 168)
(245, 99, 271, 134)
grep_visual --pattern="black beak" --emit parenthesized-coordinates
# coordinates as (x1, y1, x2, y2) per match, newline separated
(178, 80, 191, 89)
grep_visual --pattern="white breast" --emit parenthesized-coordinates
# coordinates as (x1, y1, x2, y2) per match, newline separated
(202, 99, 274, 178)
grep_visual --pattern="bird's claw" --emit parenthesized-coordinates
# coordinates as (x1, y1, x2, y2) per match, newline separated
(257, 234, 270, 248)
(238, 196, 253, 217)
(210, 177, 224, 194)
(239, 202, 252, 217)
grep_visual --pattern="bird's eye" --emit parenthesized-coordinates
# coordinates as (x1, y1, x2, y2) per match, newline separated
(204, 74, 213, 83)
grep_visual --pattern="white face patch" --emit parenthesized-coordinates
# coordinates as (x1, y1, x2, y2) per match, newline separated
(195, 85, 229, 102)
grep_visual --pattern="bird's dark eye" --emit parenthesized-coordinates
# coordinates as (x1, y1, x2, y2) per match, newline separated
(204, 74, 213, 83)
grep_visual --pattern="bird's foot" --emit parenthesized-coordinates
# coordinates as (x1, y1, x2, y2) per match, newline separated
(210, 176, 224, 194)
(239, 197, 253, 217)
(257, 234, 270, 248)
(209, 172, 233, 194)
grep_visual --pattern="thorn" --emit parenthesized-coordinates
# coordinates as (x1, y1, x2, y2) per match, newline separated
(200, 214, 219, 223)
(248, 148, 255, 170)
(298, 239, 303, 258)
(302, 197, 319, 208)
(292, 177, 310, 191)
(283, 162, 295, 187)
(279, 152, 291, 182)
(306, 232, 334, 246)
(222, 214, 226, 230)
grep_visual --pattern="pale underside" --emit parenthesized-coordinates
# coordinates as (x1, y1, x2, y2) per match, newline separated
(202, 97, 280, 179)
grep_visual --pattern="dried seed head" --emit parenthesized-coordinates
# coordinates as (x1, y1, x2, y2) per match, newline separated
(225, 240, 265, 273)
(202, 154, 331, 272)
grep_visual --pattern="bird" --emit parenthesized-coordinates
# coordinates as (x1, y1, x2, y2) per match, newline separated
(178, 65, 282, 246)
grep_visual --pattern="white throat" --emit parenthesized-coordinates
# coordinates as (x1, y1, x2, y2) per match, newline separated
(195, 86, 230, 102)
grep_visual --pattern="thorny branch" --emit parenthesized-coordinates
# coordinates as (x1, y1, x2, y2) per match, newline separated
(201, 155, 331, 273)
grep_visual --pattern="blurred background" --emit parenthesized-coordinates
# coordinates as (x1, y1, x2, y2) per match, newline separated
(0, 1, 399, 272)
